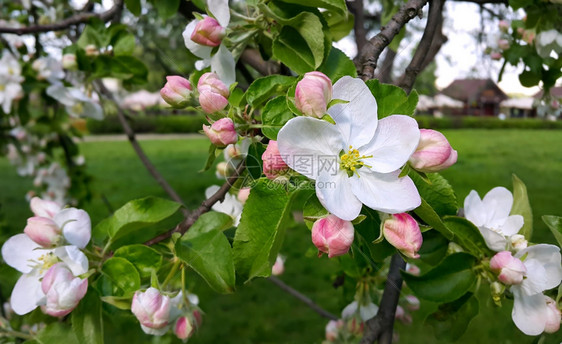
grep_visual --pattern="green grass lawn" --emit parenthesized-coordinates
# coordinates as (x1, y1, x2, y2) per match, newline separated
(1, 129, 562, 343)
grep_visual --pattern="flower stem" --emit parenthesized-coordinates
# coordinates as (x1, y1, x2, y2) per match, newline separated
(162, 259, 181, 289)
(0, 328, 34, 340)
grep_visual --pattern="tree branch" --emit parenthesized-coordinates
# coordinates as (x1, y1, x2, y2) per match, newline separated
(240, 48, 281, 76)
(397, 0, 444, 93)
(95, 81, 187, 213)
(268, 276, 339, 321)
(357, 0, 428, 80)
(377, 49, 397, 84)
(144, 162, 246, 246)
(0, 0, 124, 35)
(360, 254, 406, 344)
(347, 0, 368, 54)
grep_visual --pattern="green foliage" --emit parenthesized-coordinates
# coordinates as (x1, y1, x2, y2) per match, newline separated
(543, 215, 562, 248)
(71, 291, 104, 344)
(151, 0, 180, 19)
(442, 216, 492, 257)
(425, 292, 479, 341)
(510, 174, 533, 240)
(35, 322, 79, 344)
(261, 96, 295, 140)
(124, 0, 141, 16)
(418, 230, 449, 266)
(402, 253, 477, 303)
(303, 193, 329, 229)
(322, 10, 354, 41)
(246, 75, 296, 108)
(354, 207, 396, 262)
(365, 80, 419, 118)
(410, 172, 458, 217)
(99, 257, 141, 297)
(233, 180, 300, 282)
(114, 245, 163, 279)
(86, 114, 207, 134)
(275, 0, 348, 15)
(414, 198, 454, 240)
(176, 212, 236, 293)
(246, 142, 266, 180)
(318, 47, 357, 81)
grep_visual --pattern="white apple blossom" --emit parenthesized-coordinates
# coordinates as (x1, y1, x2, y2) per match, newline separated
(46, 83, 103, 120)
(182, 0, 236, 85)
(205, 185, 243, 226)
(32, 56, 65, 82)
(464, 187, 524, 251)
(535, 29, 562, 58)
(342, 301, 379, 321)
(0, 52, 24, 113)
(277, 76, 421, 221)
(509, 244, 562, 335)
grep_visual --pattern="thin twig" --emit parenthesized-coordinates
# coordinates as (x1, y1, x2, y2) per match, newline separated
(240, 48, 281, 76)
(0, 0, 124, 35)
(268, 276, 338, 321)
(357, 0, 428, 80)
(95, 81, 187, 213)
(144, 162, 246, 245)
(397, 0, 444, 93)
(360, 254, 406, 344)
(347, 0, 368, 54)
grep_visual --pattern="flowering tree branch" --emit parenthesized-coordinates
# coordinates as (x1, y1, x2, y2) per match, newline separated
(397, 0, 444, 93)
(357, 0, 428, 80)
(95, 81, 187, 212)
(268, 276, 339, 321)
(0, 0, 124, 35)
(360, 254, 406, 344)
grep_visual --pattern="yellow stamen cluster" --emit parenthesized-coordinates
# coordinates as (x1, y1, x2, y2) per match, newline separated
(71, 102, 84, 115)
(340, 145, 372, 177)
(37, 253, 59, 273)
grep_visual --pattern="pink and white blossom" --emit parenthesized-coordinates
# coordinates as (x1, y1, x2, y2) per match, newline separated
(198, 72, 230, 114)
(311, 215, 354, 258)
(409, 129, 457, 173)
(202, 118, 237, 146)
(160, 76, 192, 108)
(190, 17, 225, 47)
(277, 77, 421, 221)
(295, 71, 332, 118)
(271, 255, 285, 276)
(46, 84, 103, 120)
(131, 288, 172, 335)
(490, 251, 526, 285)
(382, 213, 423, 259)
(174, 316, 194, 340)
(262, 140, 289, 180)
(41, 263, 88, 317)
(0, 52, 24, 113)
(544, 296, 561, 334)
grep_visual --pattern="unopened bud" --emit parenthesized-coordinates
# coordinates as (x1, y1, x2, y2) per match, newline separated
(174, 316, 194, 341)
(41, 263, 88, 317)
(409, 129, 457, 173)
(203, 118, 238, 147)
(237, 188, 251, 204)
(62, 54, 77, 70)
(24, 216, 61, 247)
(160, 76, 193, 108)
(490, 251, 526, 285)
(190, 17, 225, 47)
(405, 295, 420, 312)
(131, 288, 172, 333)
(271, 255, 285, 276)
(382, 213, 423, 259)
(498, 20, 509, 32)
(490, 52, 502, 60)
(262, 140, 289, 180)
(215, 161, 231, 178)
(85, 45, 99, 57)
(295, 71, 332, 118)
(498, 39, 510, 50)
(509, 234, 528, 252)
(544, 296, 561, 334)
(311, 215, 354, 258)
(198, 72, 229, 114)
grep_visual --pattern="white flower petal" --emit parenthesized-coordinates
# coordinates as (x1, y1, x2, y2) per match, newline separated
(500, 215, 524, 236)
(54, 208, 91, 249)
(54, 246, 89, 276)
(46, 83, 74, 107)
(183, 20, 213, 60)
(341, 301, 358, 319)
(521, 259, 548, 295)
(516, 244, 562, 291)
(479, 227, 508, 251)
(511, 287, 547, 336)
(316, 171, 362, 221)
(359, 302, 379, 321)
(195, 59, 211, 71)
(277, 117, 345, 179)
(140, 324, 169, 336)
(361, 115, 420, 173)
(1, 234, 46, 273)
(82, 101, 104, 120)
(350, 170, 421, 214)
(208, 0, 230, 27)
(11, 272, 44, 315)
(481, 187, 513, 224)
(464, 190, 486, 227)
(328, 76, 378, 148)
(211, 44, 236, 86)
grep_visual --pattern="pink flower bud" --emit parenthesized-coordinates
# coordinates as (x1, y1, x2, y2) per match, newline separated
(131, 288, 172, 331)
(271, 255, 285, 276)
(295, 71, 332, 118)
(544, 296, 561, 334)
(24, 216, 61, 247)
(499, 20, 510, 32)
(174, 316, 194, 340)
(395, 305, 412, 324)
(498, 39, 510, 50)
(405, 295, 420, 311)
(198, 72, 229, 114)
(237, 187, 251, 204)
(522, 31, 535, 44)
(203, 118, 238, 147)
(490, 52, 502, 60)
(62, 54, 77, 70)
(406, 263, 420, 276)
(160, 76, 193, 108)
(193, 309, 203, 327)
(382, 213, 423, 259)
(41, 263, 88, 317)
(85, 44, 99, 57)
(190, 17, 225, 47)
(409, 129, 457, 173)
(262, 140, 289, 180)
(30, 197, 61, 219)
(311, 215, 354, 258)
(325, 319, 343, 341)
(490, 251, 526, 285)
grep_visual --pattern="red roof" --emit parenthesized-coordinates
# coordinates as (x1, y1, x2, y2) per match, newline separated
(441, 79, 508, 103)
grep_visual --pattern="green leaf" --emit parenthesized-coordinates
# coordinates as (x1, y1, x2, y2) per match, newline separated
(262, 96, 295, 140)
(365, 79, 419, 118)
(113, 34, 135, 56)
(176, 212, 236, 293)
(322, 10, 354, 41)
(303, 193, 329, 229)
(443, 216, 492, 257)
(519, 70, 541, 87)
(402, 253, 477, 303)
(511, 174, 533, 240)
(114, 245, 163, 278)
(153, 0, 180, 19)
(201, 144, 219, 172)
(354, 207, 395, 262)
(113, 56, 148, 84)
(100, 257, 141, 297)
(425, 292, 479, 341)
(124, 0, 141, 16)
(276, 0, 348, 15)
(72, 290, 104, 344)
(246, 75, 295, 108)
(233, 180, 297, 282)
(543, 215, 562, 248)
(413, 198, 454, 240)
(410, 172, 458, 217)
(36, 323, 79, 344)
(418, 230, 449, 266)
(246, 142, 266, 180)
(93, 197, 181, 245)
(318, 47, 357, 82)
